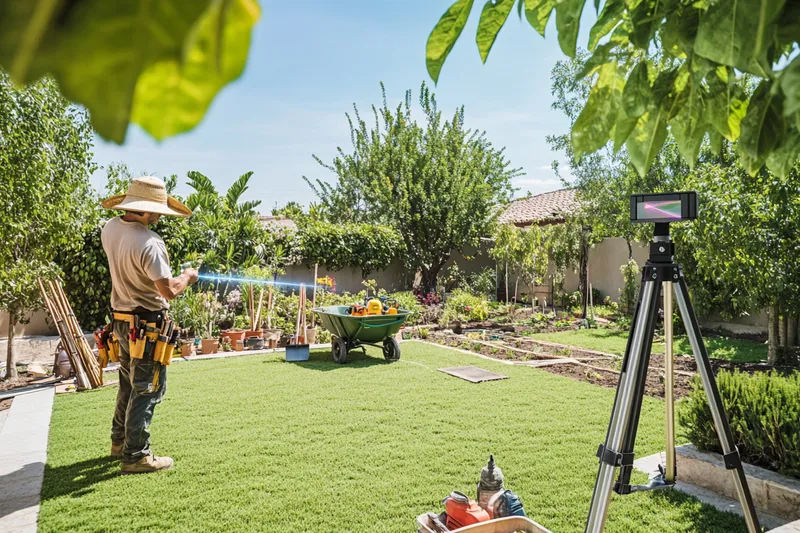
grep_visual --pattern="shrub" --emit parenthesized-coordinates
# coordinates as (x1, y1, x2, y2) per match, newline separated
(388, 291, 423, 325)
(441, 290, 489, 324)
(619, 258, 640, 314)
(465, 267, 496, 297)
(679, 370, 800, 478)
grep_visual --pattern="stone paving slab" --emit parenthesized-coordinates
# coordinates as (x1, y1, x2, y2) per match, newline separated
(0, 388, 54, 533)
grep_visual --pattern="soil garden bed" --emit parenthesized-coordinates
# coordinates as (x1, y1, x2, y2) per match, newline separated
(418, 327, 781, 400)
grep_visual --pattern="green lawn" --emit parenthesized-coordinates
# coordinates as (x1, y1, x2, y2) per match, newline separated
(40, 343, 746, 532)
(531, 328, 767, 363)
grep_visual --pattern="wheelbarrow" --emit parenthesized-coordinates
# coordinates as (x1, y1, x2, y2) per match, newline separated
(313, 305, 411, 363)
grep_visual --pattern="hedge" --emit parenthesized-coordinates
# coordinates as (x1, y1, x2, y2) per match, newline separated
(679, 370, 800, 478)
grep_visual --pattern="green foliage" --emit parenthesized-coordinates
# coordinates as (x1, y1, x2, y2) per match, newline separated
(464, 267, 497, 297)
(306, 83, 519, 292)
(0, 73, 95, 376)
(0, 0, 260, 143)
(619, 258, 640, 315)
(427, 0, 800, 177)
(298, 220, 403, 276)
(677, 161, 800, 319)
(441, 289, 490, 324)
(679, 370, 800, 478)
(545, 217, 583, 294)
(59, 226, 111, 330)
(388, 292, 423, 325)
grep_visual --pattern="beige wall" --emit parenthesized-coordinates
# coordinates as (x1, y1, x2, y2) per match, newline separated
(0, 310, 57, 337)
(562, 237, 649, 303)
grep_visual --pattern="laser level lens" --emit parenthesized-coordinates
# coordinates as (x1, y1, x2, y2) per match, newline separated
(630, 192, 697, 224)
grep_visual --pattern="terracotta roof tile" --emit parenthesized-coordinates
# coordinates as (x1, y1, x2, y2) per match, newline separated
(498, 188, 578, 226)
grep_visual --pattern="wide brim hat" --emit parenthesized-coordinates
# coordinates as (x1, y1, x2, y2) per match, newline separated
(101, 176, 192, 218)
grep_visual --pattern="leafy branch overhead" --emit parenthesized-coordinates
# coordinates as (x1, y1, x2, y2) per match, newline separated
(0, 0, 260, 143)
(426, 0, 800, 178)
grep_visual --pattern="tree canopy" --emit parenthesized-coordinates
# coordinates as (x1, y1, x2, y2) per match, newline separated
(427, 0, 800, 178)
(306, 83, 520, 292)
(0, 0, 260, 143)
(0, 73, 95, 378)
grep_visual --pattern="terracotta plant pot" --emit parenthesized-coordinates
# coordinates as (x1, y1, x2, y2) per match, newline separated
(262, 328, 282, 342)
(245, 329, 264, 339)
(221, 330, 246, 345)
(180, 344, 195, 357)
(234, 340, 245, 351)
(305, 327, 317, 344)
(200, 338, 219, 354)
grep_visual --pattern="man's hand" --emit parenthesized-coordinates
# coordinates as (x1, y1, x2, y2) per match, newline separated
(183, 268, 199, 284)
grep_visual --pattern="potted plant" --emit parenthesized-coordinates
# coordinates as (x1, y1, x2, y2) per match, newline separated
(192, 291, 221, 355)
(262, 287, 282, 348)
(220, 289, 246, 349)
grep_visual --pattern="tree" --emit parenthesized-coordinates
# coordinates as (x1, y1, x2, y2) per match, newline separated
(544, 217, 584, 312)
(183, 171, 269, 273)
(0, 73, 95, 379)
(679, 160, 800, 365)
(427, 0, 800, 178)
(306, 83, 520, 293)
(489, 224, 521, 303)
(0, 0, 260, 143)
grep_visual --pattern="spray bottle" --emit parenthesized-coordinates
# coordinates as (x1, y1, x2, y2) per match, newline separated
(476, 454, 505, 518)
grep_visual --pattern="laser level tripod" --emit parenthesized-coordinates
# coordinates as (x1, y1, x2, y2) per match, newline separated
(584, 216, 761, 532)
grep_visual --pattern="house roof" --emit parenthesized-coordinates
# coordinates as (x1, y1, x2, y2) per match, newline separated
(258, 215, 297, 232)
(498, 188, 579, 227)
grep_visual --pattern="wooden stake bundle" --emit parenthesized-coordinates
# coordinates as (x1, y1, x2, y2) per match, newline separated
(266, 288, 274, 329)
(38, 278, 102, 389)
(254, 288, 264, 331)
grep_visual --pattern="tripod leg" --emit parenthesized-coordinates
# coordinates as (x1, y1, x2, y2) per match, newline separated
(585, 280, 660, 533)
(664, 280, 676, 482)
(673, 275, 761, 533)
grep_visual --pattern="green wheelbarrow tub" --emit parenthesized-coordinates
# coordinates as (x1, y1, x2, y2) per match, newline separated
(313, 306, 411, 344)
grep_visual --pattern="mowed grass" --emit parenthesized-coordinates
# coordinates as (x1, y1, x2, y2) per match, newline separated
(40, 342, 746, 533)
(531, 328, 767, 363)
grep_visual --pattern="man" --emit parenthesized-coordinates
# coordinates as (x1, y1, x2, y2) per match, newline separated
(100, 176, 198, 474)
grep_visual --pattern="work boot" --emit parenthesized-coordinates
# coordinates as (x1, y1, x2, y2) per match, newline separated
(110, 442, 124, 458)
(120, 455, 174, 474)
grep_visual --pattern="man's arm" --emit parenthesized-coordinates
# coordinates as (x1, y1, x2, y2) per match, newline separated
(154, 269, 199, 301)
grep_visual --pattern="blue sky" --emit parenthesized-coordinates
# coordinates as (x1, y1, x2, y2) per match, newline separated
(93, 1, 596, 211)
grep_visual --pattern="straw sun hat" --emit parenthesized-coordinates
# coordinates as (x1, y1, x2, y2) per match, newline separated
(101, 176, 192, 218)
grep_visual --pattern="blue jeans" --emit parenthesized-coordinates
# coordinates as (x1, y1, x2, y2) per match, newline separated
(111, 320, 167, 463)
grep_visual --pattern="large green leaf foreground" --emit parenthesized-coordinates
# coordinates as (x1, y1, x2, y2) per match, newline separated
(0, 0, 260, 143)
(427, 0, 800, 178)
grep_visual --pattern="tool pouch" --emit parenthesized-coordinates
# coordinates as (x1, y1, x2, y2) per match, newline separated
(153, 335, 170, 364)
(131, 322, 158, 359)
(108, 335, 120, 362)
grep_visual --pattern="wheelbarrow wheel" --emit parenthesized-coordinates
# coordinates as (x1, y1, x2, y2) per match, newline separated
(382, 338, 400, 362)
(332, 337, 348, 364)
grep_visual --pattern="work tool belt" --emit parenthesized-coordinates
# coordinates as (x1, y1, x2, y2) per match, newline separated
(111, 308, 180, 366)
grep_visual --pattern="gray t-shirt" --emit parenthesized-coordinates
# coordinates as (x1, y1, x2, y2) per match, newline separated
(101, 217, 172, 311)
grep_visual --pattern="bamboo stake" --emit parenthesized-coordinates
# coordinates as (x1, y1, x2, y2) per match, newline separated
(50, 280, 101, 387)
(312, 264, 318, 324)
(254, 288, 264, 330)
(294, 287, 302, 342)
(249, 284, 255, 331)
(38, 279, 90, 389)
(267, 288, 273, 329)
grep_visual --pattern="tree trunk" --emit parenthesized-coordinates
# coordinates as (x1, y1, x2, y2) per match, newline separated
(5, 312, 17, 380)
(514, 277, 519, 304)
(789, 316, 798, 347)
(768, 305, 779, 365)
(579, 231, 589, 319)
(420, 263, 445, 295)
(505, 261, 509, 304)
(626, 239, 633, 260)
(781, 313, 789, 349)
